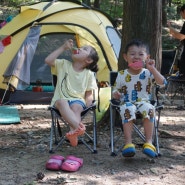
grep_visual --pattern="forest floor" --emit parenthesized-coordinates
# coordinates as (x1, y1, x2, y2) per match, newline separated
(0, 104, 185, 185)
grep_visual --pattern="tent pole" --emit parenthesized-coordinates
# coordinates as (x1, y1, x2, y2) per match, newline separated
(1, 75, 13, 105)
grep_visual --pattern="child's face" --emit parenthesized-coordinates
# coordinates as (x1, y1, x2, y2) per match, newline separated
(72, 46, 92, 62)
(124, 45, 149, 69)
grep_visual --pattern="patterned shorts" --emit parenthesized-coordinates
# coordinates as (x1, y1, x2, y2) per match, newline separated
(120, 101, 155, 124)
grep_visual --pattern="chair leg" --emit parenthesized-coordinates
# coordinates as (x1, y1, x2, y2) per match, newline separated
(49, 116, 54, 153)
(110, 105, 161, 157)
(49, 107, 97, 153)
(153, 110, 161, 156)
(92, 108, 97, 153)
(153, 120, 160, 156)
(49, 110, 66, 153)
(110, 105, 124, 156)
(49, 110, 56, 153)
(133, 124, 145, 142)
(110, 105, 116, 156)
(79, 108, 97, 153)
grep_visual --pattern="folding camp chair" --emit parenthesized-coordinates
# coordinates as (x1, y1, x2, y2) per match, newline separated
(109, 71, 163, 156)
(161, 49, 178, 77)
(48, 75, 97, 154)
(162, 46, 185, 108)
(166, 77, 185, 108)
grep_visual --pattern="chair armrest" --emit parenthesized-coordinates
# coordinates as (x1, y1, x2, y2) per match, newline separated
(48, 102, 96, 117)
(81, 101, 96, 116)
(48, 106, 61, 116)
(110, 99, 121, 106)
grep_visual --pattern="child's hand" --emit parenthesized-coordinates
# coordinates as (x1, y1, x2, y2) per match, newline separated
(63, 39, 74, 50)
(145, 59, 155, 71)
(113, 90, 121, 99)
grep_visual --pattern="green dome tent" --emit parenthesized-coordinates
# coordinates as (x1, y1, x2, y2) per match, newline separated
(0, 0, 121, 121)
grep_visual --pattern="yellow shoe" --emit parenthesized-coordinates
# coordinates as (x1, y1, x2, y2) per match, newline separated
(143, 143, 157, 158)
(122, 143, 135, 157)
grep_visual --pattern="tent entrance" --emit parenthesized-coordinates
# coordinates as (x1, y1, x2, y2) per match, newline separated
(7, 32, 77, 105)
(29, 33, 76, 86)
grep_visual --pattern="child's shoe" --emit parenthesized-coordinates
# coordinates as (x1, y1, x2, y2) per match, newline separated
(122, 143, 135, 157)
(143, 143, 157, 158)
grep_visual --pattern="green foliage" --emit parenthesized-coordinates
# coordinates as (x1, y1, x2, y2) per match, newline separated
(172, 0, 185, 6)
(1, 0, 124, 19)
(0, 0, 182, 50)
(99, 0, 123, 19)
(163, 3, 184, 50)
(166, 5, 180, 20)
(1, 0, 40, 6)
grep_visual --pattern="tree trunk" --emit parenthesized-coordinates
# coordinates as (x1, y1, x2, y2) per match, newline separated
(119, 0, 162, 71)
(94, 0, 100, 8)
(162, 0, 167, 26)
(168, 0, 172, 7)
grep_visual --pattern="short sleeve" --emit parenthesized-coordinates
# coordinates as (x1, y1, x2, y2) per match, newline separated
(86, 72, 97, 91)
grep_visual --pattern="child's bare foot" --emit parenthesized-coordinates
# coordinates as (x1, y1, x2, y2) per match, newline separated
(65, 123, 86, 146)
(66, 131, 78, 147)
(76, 123, 86, 136)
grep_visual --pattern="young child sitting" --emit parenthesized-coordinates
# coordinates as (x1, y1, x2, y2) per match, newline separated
(112, 39, 166, 158)
(45, 39, 99, 147)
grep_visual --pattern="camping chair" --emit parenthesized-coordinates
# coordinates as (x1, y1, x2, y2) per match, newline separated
(161, 49, 178, 77)
(166, 77, 185, 109)
(162, 46, 185, 108)
(109, 71, 163, 156)
(48, 75, 97, 154)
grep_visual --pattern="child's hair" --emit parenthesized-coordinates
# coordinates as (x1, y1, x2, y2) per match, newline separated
(86, 46, 99, 72)
(180, 4, 185, 12)
(124, 39, 150, 54)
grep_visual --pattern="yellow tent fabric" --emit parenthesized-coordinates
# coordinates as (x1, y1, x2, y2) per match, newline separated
(0, 0, 120, 121)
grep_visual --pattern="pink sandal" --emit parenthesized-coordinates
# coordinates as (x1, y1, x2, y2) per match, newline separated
(61, 155, 83, 172)
(45, 155, 65, 171)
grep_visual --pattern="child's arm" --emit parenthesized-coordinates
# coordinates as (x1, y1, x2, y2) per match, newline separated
(45, 39, 73, 67)
(85, 90, 94, 107)
(146, 59, 166, 85)
(112, 73, 122, 100)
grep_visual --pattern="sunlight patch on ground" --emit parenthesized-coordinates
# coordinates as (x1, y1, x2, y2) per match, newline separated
(160, 116, 185, 123)
(16, 104, 49, 110)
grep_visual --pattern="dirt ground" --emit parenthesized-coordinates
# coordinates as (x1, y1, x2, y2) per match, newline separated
(0, 104, 185, 185)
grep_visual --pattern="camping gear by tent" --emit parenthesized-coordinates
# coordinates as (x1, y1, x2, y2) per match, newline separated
(0, 105, 20, 125)
(0, 0, 121, 121)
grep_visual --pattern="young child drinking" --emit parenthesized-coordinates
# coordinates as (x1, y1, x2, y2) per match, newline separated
(45, 39, 99, 147)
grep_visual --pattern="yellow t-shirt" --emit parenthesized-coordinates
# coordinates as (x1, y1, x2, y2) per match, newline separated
(51, 59, 97, 106)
